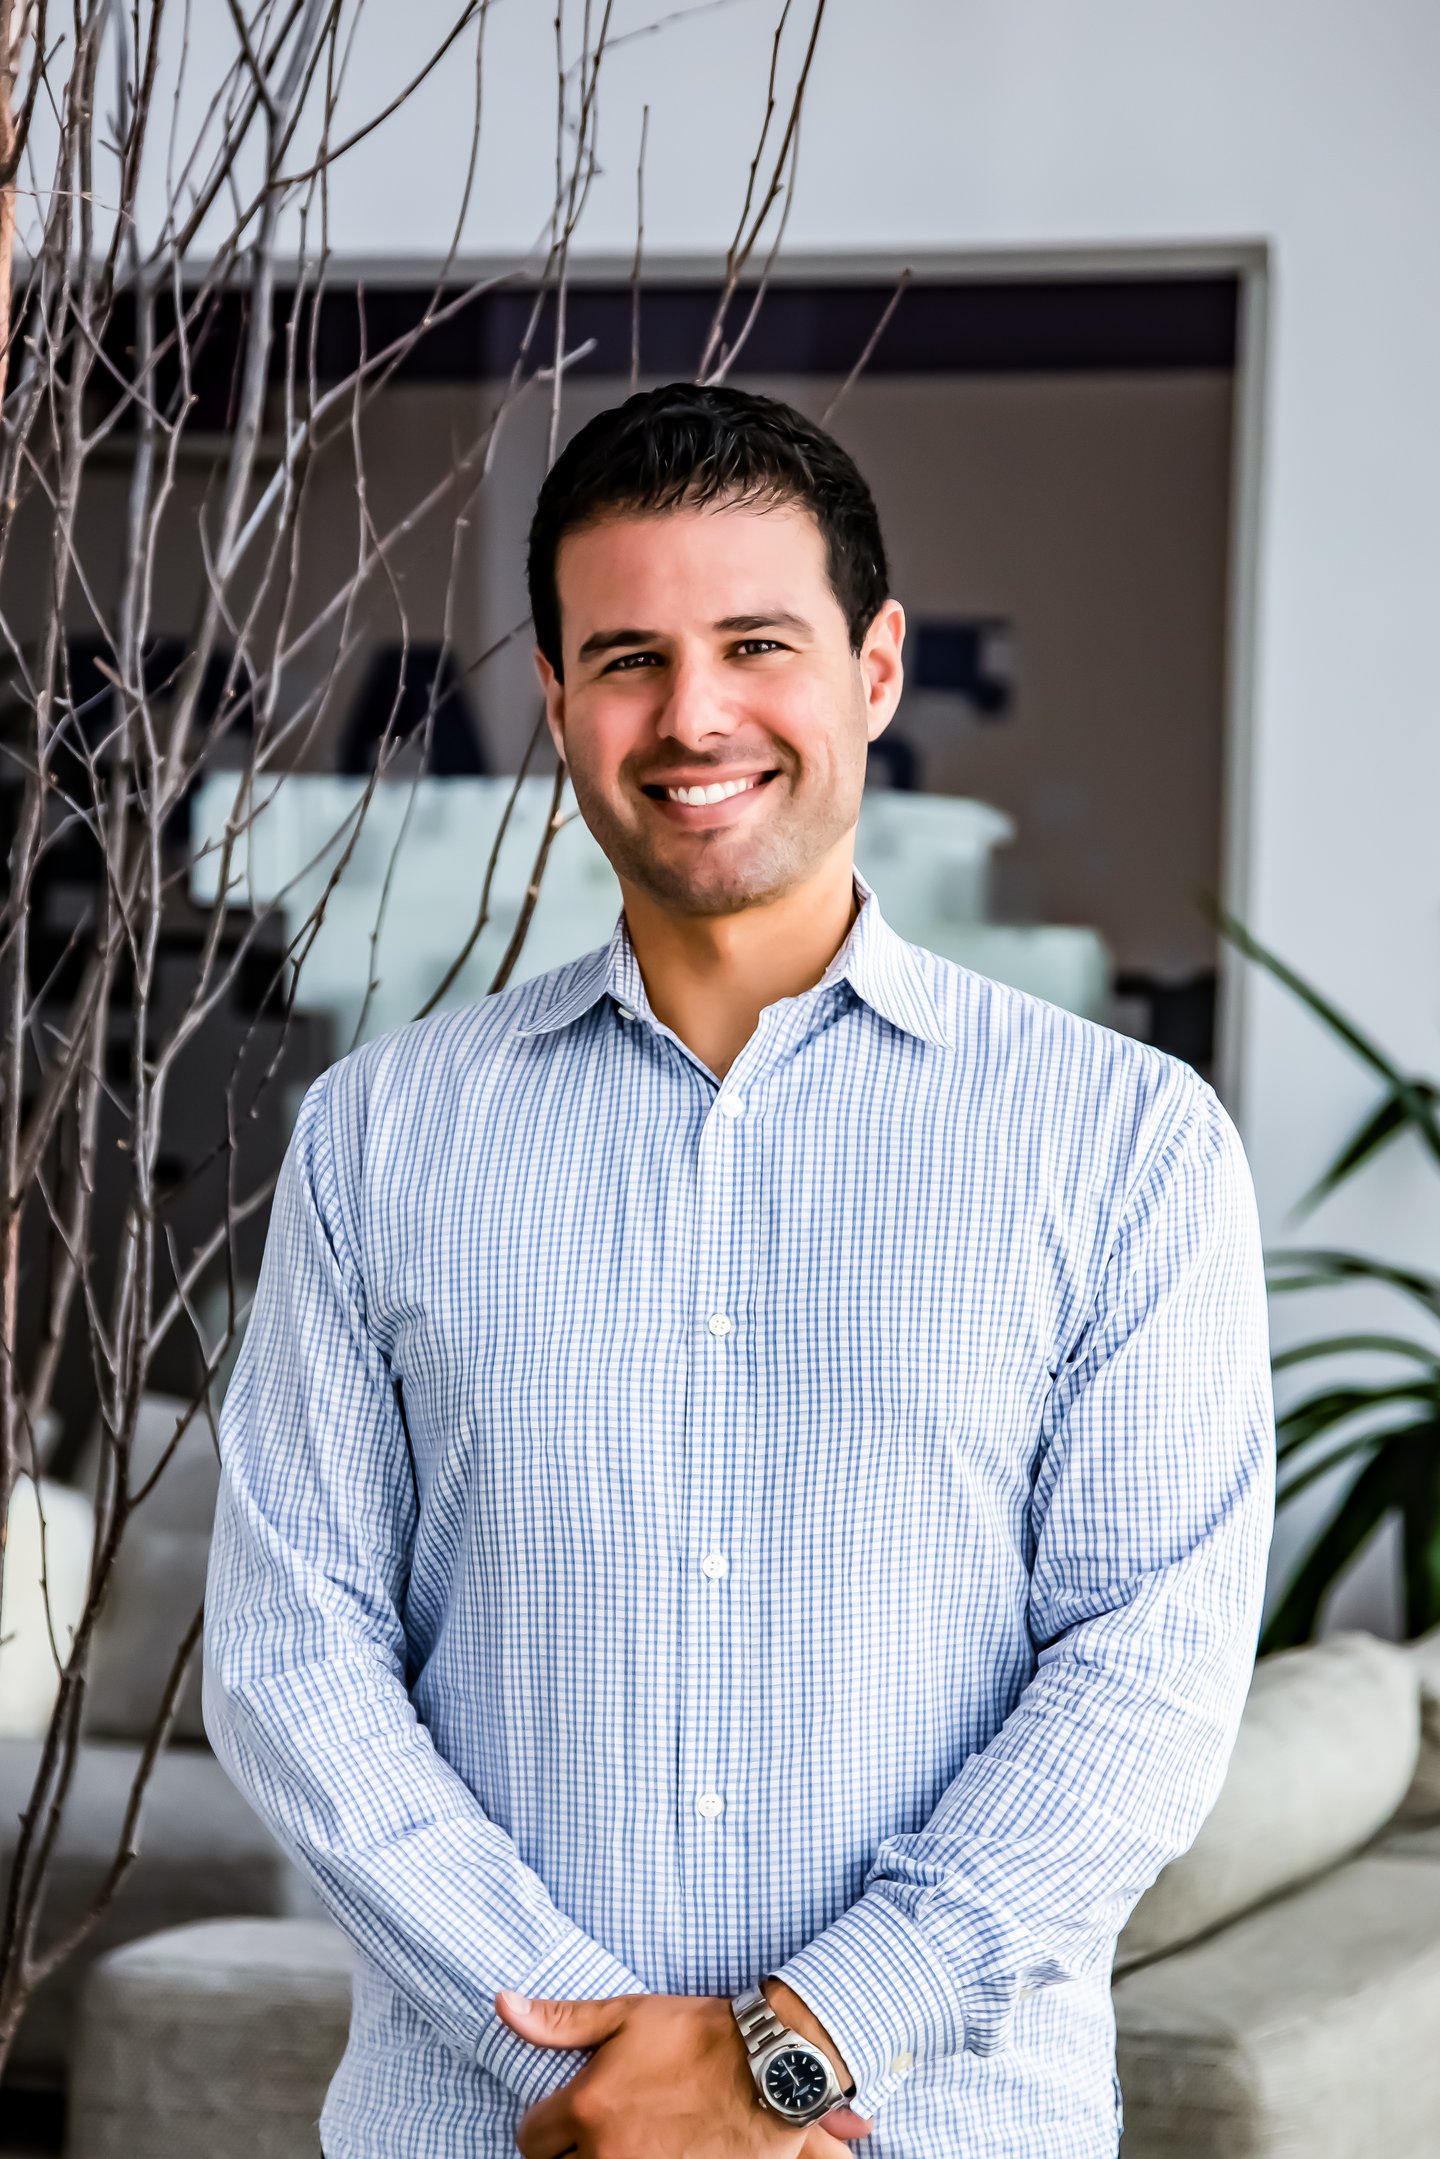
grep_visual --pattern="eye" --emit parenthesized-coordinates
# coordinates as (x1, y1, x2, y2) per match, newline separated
(735, 638, 784, 655)
(604, 652, 661, 672)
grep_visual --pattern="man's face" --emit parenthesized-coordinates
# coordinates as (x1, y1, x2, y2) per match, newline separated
(536, 495, 904, 917)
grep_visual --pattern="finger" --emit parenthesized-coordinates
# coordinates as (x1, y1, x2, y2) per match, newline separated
(495, 1990, 631, 2051)
(513, 2106, 582, 2159)
(802, 2129, 855, 2157)
(819, 2103, 875, 2139)
(513, 2081, 585, 2159)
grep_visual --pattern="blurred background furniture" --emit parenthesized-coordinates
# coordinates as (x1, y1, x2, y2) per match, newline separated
(64, 1919, 352, 2159)
(0, 1392, 323, 2110)
(1112, 1626, 1440, 2157)
(187, 770, 1118, 1051)
(0, 1743, 323, 2101)
(0, 761, 332, 1494)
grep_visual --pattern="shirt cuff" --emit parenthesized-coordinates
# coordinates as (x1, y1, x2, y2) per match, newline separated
(473, 1926, 649, 2107)
(770, 1888, 969, 2121)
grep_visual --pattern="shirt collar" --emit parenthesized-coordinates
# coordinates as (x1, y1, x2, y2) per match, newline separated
(513, 863, 953, 1050)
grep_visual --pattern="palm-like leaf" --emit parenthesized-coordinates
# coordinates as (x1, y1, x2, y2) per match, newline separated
(1265, 1248, 1440, 1325)
(1275, 1433, 1384, 1508)
(1300, 1086, 1439, 1215)
(1393, 1424, 1440, 1637)
(1207, 899, 1440, 1212)
(1211, 903, 1440, 1645)
(1275, 1378, 1440, 1461)
(1271, 1332, 1440, 1374)
(1260, 1452, 1404, 1651)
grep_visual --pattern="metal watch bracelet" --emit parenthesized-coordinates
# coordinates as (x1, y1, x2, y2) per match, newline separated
(731, 1978, 854, 2125)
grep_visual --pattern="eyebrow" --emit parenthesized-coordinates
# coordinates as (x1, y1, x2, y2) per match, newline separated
(575, 612, 815, 664)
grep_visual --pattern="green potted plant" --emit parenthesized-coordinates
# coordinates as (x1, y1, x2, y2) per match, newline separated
(1214, 910, 1440, 1649)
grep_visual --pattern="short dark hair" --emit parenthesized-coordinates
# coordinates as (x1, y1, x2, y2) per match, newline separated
(526, 381, 890, 679)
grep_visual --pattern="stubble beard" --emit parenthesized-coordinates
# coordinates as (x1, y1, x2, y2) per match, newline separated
(567, 761, 858, 919)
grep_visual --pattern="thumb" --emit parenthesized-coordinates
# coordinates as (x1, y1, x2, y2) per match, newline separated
(494, 1990, 632, 2050)
(820, 2104, 875, 2140)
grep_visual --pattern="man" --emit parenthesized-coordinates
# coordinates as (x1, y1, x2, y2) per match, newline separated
(203, 382, 1276, 2159)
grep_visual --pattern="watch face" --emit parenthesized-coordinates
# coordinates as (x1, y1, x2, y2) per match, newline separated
(763, 2045, 830, 2115)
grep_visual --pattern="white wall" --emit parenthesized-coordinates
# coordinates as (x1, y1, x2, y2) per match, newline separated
(110, 0, 1440, 1630)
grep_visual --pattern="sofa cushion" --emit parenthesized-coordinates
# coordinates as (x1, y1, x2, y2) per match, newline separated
(67, 1389, 222, 1746)
(1395, 1622, 1440, 1823)
(0, 1737, 317, 2084)
(1115, 1630, 1419, 1970)
(0, 1477, 94, 1739)
(83, 1523, 210, 1746)
(67, 1918, 353, 2159)
(73, 1393, 220, 1537)
(1112, 1850, 1440, 2158)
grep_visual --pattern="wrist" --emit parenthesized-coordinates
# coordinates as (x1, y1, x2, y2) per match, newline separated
(760, 1975, 855, 2097)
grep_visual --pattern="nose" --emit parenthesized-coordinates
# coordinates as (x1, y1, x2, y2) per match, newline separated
(656, 650, 737, 751)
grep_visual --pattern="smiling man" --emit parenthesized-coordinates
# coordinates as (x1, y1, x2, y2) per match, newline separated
(203, 382, 1276, 2159)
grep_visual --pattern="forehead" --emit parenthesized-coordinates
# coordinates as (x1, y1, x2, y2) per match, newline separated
(553, 496, 837, 631)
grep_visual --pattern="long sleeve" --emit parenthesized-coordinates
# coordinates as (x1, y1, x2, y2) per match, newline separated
(201, 1065, 648, 2110)
(772, 1075, 1277, 2122)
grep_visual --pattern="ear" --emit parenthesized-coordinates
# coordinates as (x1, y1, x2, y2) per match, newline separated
(860, 597, 905, 747)
(535, 646, 566, 764)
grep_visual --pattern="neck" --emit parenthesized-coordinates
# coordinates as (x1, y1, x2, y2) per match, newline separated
(618, 857, 862, 1081)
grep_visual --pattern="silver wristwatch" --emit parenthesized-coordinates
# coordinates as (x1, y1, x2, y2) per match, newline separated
(731, 1979, 853, 2127)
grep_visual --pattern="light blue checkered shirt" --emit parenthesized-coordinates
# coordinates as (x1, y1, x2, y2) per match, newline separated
(203, 864, 1275, 2159)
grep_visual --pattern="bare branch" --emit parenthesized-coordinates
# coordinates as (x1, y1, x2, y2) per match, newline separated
(819, 267, 911, 427)
(24, 1601, 204, 1988)
(696, 0, 826, 384)
(0, 0, 836, 2078)
(629, 100, 648, 390)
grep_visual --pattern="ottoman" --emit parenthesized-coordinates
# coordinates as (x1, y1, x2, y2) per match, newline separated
(0, 1736, 323, 2088)
(65, 1916, 354, 2159)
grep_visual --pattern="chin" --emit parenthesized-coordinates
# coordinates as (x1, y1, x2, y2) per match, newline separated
(659, 860, 807, 916)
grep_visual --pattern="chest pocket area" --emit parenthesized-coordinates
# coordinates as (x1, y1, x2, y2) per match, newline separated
(472, 1280, 691, 1520)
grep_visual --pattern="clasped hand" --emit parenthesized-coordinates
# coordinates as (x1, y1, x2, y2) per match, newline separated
(495, 1989, 876, 2159)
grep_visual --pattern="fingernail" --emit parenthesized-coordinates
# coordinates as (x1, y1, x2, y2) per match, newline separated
(498, 1991, 530, 2012)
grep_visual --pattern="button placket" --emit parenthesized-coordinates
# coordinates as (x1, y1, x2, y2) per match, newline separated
(682, 1096, 725, 1891)
(682, 1079, 755, 1908)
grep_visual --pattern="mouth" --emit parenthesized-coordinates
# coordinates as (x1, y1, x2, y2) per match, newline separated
(639, 770, 781, 826)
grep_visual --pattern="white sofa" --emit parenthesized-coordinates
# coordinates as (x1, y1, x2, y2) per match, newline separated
(1112, 1626, 1440, 2156)
(0, 1396, 319, 2096)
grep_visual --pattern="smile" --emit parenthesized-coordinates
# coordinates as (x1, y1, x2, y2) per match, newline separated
(642, 771, 780, 824)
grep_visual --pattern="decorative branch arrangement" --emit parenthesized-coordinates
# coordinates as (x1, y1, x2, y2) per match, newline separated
(0, 0, 833, 2073)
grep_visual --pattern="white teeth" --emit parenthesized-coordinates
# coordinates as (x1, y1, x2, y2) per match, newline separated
(665, 775, 763, 805)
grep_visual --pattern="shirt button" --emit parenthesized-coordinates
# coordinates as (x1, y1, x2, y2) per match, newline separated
(890, 2051, 914, 2077)
(696, 1790, 725, 1819)
(616, 1006, 635, 1022)
(706, 1312, 733, 1337)
(717, 1093, 745, 1119)
(700, 1551, 728, 1579)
